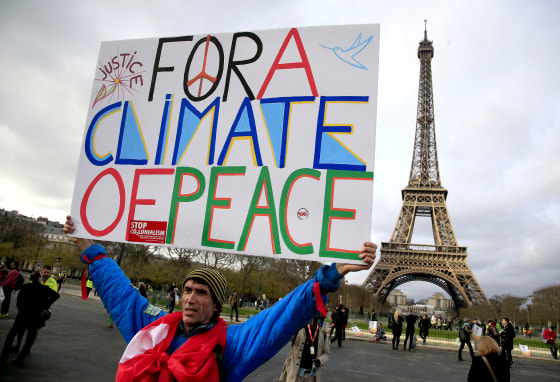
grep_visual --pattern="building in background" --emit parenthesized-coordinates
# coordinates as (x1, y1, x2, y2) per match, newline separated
(387, 288, 454, 316)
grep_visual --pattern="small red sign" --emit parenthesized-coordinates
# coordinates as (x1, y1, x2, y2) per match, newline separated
(128, 220, 167, 244)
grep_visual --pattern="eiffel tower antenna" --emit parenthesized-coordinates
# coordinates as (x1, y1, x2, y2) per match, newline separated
(363, 24, 489, 310)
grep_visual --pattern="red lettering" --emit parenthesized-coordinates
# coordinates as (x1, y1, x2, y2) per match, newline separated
(126, 168, 175, 240)
(257, 28, 318, 99)
(80, 168, 126, 236)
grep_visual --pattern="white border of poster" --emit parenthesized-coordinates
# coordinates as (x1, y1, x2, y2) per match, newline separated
(69, 24, 380, 264)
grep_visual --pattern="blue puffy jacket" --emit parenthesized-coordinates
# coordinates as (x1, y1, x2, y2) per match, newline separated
(82, 244, 343, 382)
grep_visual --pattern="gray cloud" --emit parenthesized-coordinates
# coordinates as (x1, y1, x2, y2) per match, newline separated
(1, 0, 559, 301)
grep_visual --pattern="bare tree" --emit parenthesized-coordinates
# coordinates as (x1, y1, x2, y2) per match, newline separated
(274, 259, 323, 291)
(470, 301, 500, 323)
(192, 250, 236, 269)
(163, 247, 196, 283)
(121, 244, 156, 284)
(344, 284, 372, 314)
(0, 213, 33, 249)
(235, 254, 262, 295)
(532, 284, 560, 326)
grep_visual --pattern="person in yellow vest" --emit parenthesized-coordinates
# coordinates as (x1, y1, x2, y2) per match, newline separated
(86, 277, 93, 297)
(56, 270, 67, 292)
(41, 265, 58, 293)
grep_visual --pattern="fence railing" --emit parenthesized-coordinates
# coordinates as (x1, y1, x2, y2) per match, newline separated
(345, 326, 556, 360)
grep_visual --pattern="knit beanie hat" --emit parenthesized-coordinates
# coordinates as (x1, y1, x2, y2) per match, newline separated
(183, 268, 227, 310)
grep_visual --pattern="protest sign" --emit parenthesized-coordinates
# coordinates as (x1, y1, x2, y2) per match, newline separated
(519, 344, 531, 356)
(351, 326, 363, 336)
(473, 324, 483, 337)
(369, 320, 378, 334)
(70, 24, 380, 263)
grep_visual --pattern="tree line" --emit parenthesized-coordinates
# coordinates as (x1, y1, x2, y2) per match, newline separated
(1, 210, 558, 324)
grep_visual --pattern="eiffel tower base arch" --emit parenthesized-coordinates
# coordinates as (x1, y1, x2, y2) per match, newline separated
(364, 243, 489, 310)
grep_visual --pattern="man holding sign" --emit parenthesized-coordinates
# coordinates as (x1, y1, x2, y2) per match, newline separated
(65, 23, 379, 381)
(63, 216, 376, 381)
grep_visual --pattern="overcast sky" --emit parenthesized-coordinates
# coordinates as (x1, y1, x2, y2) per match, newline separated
(1, 0, 559, 301)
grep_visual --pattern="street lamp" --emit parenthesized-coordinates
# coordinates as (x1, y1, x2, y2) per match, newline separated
(527, 295, 533, 338)
(257, 256, 263, 307)
(116, 243, 125, 266)
(34, 226, 45, 270)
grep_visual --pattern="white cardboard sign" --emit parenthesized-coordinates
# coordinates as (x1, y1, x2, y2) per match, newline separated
(70, 24, 380, 263)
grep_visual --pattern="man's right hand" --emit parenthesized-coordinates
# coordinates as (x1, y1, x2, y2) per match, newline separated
(335, 241, 377, 276)
(63, 215, 94, 252)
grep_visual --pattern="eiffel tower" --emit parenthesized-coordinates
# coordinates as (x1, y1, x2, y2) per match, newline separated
(363, 24, 489, 310)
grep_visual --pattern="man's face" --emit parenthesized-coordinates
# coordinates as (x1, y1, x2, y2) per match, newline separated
(182, 279, 217, 329)
(42, 268, 51, 279)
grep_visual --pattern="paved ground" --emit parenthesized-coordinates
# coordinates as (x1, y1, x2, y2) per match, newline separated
(0, 281, 557, 381)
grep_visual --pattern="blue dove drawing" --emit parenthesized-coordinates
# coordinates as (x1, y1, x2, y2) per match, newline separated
(319, 33, 373, 70)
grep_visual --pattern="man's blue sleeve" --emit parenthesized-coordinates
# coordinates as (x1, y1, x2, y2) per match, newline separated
(223, 263, 342, 382)
(83, 244, 166, 343)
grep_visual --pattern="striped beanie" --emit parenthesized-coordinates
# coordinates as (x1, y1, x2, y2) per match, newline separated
(183, 268, 227, 310)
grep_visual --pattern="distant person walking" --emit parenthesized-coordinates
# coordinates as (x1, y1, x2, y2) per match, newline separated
(392, 310, 404, 350)
(330, 304, 345, 348)
(166, 282, 178, 313)
(403, 313, 417, 351)
(137, 282, 148, 298)
(0, 263, 8, 284)
(0, 263, 21, 318)
(85, 276, 93, 297)
(419, 314, 431, 345)
(500, 318, 516, 366)
(229, 290, 240, 322)
(56, 270, 67, 292)
(487, 319, 501, 346)
(260, 294, 269, 310)
(329, 305, 339, 339)
(458, 319, 475, 361)
(0, 271, 59, 366)
(341, 307, 348, 340)
(542, 325, 557, 360)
